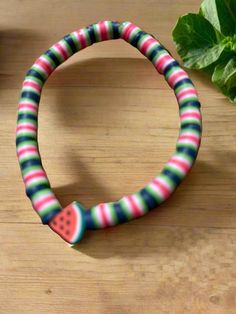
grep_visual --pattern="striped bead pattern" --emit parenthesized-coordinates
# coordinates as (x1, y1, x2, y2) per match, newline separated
(16, 21, 202, 232)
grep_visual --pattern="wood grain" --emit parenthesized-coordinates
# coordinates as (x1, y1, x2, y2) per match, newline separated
(0, 1, 236, 313)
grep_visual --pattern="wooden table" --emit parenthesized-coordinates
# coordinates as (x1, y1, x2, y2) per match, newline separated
(1, 1, 236, 313)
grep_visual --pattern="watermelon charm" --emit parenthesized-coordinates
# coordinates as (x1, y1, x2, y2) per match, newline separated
(48, 201, 86, 245)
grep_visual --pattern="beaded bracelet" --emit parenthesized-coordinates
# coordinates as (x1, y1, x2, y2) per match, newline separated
(16, 21, 202, 245)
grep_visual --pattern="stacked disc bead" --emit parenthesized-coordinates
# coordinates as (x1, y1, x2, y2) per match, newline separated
(16, 21, 202, 244)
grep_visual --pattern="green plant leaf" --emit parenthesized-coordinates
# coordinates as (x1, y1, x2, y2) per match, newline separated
(203, 50, 236, 76)
(200, 0, 236, 36)
(172, 13, 225, 69)
(212, 57, 236, 102)
(172, 0, 236, 103)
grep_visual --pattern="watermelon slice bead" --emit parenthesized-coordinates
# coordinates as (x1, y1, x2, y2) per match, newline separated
(48, 201, 86, 244)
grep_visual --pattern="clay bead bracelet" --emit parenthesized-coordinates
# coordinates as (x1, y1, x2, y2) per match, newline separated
(16, 21, 202, 245)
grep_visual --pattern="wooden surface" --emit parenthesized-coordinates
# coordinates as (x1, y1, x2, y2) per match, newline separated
(1, 1, 236, 313)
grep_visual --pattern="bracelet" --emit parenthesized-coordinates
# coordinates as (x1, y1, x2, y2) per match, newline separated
(16, 21, 202, 245)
